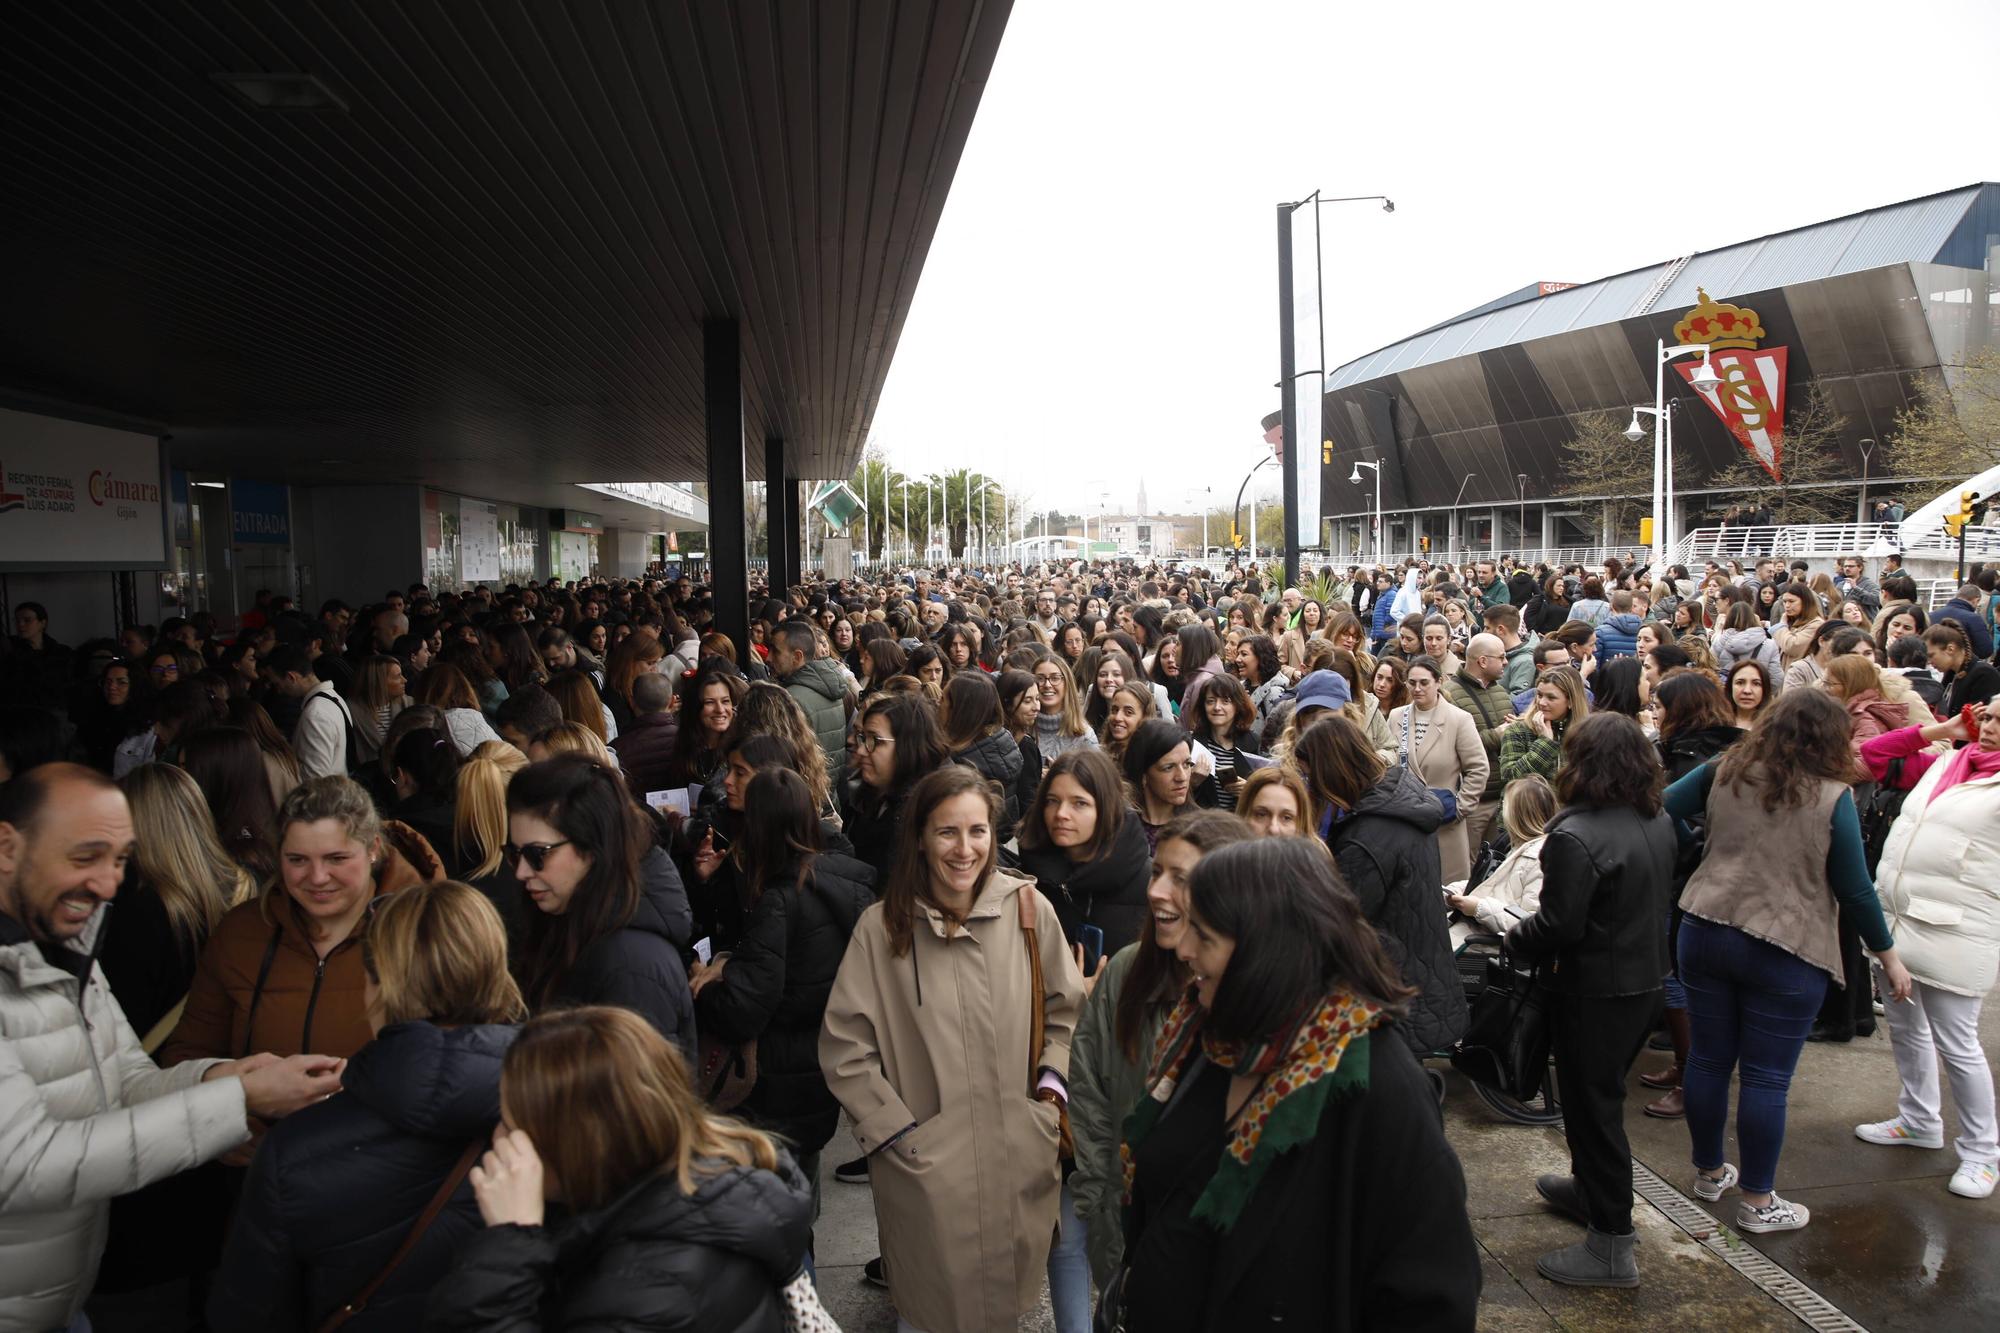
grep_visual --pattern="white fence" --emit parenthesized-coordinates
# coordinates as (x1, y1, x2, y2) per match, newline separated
(1671, 524, 2000, 564)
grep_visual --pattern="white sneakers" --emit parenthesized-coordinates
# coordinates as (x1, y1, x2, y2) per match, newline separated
(1856, 1119, 1995, 1199)
(1854, 1117, 1945, 1149)
(1949, 1162, 1997, 1199)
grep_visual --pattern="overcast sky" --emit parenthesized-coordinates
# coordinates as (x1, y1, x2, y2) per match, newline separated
(863, 0, 1998, 518)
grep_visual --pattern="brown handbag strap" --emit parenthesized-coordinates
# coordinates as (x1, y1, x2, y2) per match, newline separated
(318, 1138, 483, 1332)
(1020, 886, 1045, 1088)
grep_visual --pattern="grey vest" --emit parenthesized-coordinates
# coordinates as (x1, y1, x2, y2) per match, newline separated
(1678, 768, 1847, 979)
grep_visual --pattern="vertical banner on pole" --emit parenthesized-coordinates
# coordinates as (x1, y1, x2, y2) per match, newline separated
(1286, 212, 1323, 556)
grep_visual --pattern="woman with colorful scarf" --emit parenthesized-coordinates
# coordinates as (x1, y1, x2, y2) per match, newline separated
(1856, 698, 2000, 1200)
(1114, 838, 1479, 1332)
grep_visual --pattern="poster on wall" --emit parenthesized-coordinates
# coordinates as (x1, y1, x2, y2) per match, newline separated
(460, 500, 501, 583)
(0, 407, 170, 570)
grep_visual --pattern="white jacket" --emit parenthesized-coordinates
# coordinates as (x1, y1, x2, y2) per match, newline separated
(1450, 834, 1548, 936)
(1874, 762, 2000, 996)
(0, 909, 249, 1330)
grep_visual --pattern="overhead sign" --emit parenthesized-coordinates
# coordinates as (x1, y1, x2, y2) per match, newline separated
(230, 478, 291, 545)
(0, 408, 169, 570)
(1674, 288, 1789, 481)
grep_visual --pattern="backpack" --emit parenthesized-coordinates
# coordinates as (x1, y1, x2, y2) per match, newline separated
(1856, 759, 1910, 876)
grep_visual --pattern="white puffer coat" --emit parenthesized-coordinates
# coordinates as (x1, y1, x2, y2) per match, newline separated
(1874, 762, 2000, 997)
(0, 910, 248, 1330)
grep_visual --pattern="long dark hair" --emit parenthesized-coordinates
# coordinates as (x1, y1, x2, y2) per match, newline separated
(1116, 811, 1248, 1061)
(1188, 839, 1413, 1044)
(1716, 688, 1861, 812)
(1592, 656, 1646, 720)
(507, 755, 651, 1006)
(856, 692, 949, 794)
(882, 765, 1001, 958)
(178, 726, 280, 884)
(488, 621, 546, 693)
(392, 726, 462, 804)
(738, 769, 821, 903)
(1653, 670, 1734, 742)
(1554, 713, 1663, 816)
(669, 664, 745, 785)
(1122, 718, 1192, 814)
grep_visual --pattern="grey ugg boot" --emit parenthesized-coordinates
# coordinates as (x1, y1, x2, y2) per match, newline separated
(1536, 1227, 1639, 1288)
(1535, 1174, 1589, 1226)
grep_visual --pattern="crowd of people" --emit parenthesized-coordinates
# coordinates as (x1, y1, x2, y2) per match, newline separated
(2, 542, 1997, 1330)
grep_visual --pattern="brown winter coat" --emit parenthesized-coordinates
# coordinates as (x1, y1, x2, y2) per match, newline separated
(820, 869, 1084, 1333)
(159, 822, 444, 1064)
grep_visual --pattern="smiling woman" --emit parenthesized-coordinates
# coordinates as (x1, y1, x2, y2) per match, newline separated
(161, 775, 446, 1067)
(820, 765, 1084, 1333)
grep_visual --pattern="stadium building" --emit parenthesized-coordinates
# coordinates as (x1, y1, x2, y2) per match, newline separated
(1318, 182, 2000, 561)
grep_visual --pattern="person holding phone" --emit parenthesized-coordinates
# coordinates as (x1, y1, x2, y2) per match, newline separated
(506, 755, 695, 1058)
(1016, 748, 1153, 961)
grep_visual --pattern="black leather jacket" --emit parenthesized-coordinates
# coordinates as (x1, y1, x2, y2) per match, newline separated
(1507, 803, 1676, 996)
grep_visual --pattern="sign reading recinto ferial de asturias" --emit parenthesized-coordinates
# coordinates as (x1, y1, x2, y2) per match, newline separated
(0, 407, 169, 568)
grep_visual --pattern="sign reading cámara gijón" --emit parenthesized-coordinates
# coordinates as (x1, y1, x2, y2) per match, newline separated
(0, 407, 170, 570)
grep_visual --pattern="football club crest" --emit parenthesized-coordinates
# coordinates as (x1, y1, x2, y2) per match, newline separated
(1673, 288, 1789, 481)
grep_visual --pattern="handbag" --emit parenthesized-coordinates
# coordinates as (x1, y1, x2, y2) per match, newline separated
(695, 1034, 759, 1111)
(1449, 949, 1553, 1102)
(1020, 886, 1076, 1160)
(316, 1139, 482, 1331)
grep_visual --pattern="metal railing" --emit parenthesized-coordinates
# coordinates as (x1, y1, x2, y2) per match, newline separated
(1671, 524, 2000, 564)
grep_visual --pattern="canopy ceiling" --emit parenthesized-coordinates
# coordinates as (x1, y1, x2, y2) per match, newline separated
(0, 0, 1009, 496)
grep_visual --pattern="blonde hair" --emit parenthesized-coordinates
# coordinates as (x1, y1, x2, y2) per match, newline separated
(278, 774, 382, 848)
(363, 881, 525, 1027)
(500, 1006, 781, 1207)
(1501, 774, 1558, 842)
(456, 741, 529, 878)
(118, 764, 254, 948)
(532, 722, 616, 767)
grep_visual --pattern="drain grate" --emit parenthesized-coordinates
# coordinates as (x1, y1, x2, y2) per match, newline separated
(1632, 1160, 1867, 1332)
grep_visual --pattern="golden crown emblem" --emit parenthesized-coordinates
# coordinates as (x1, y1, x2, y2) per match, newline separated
(1674, 288, 1765, 350)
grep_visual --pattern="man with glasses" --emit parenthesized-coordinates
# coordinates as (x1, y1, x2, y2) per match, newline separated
(1444, 632, 1517, 855)
(1834, 556, 1881, 619)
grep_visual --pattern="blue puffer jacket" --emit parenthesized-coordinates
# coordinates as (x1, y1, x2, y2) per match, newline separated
(1370, 589, 1399, 646)
(1595, 613, 1644, 667)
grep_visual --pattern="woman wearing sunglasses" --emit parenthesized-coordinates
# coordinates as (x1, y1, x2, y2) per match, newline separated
(506, 755, 694, 1059)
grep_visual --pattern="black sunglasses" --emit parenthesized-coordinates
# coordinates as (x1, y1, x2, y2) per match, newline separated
(504, 840, 572, 871)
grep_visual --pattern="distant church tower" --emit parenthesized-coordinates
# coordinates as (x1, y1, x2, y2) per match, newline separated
(1136, 480, 1149, 517)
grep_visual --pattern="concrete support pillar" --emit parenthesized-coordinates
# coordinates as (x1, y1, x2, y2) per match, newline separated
(705, 320, 749, 653)
(764, 438, 798, 589)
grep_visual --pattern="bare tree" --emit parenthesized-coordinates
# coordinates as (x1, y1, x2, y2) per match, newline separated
(1887, 348, 2000, 504)
(1704, 383, 1853, 523)
(1556, 410, 1662, 543)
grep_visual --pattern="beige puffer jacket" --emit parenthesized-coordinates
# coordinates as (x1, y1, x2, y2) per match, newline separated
(0, 909, 248, 1330)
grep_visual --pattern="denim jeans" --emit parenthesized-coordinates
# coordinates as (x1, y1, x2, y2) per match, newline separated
(1047, 1179, 1092, 1333)
(1678, 916, 1829, 1194)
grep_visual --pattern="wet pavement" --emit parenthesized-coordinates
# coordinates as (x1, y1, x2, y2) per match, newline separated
(816, 988, 2000, 1331)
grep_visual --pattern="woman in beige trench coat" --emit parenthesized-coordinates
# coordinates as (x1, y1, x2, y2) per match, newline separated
(1385, 655, 1490, 884)
(821, 765, 1085, 1333)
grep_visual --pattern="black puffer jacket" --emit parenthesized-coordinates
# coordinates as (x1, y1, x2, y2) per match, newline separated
(1657, 725, 1745, 783)
(954, 730, 1025, 839)
(552, 873, 697, 1059)
(1325, 765, 1468, 1054)
(426, 1155, 813, 1333)
(208, 1021, 515, 1333)
(1507, 803, 1676, 997)
(694, 853, 876, 1151)
(841, 780, 913, 883)
(1015, 814, 1153, 956)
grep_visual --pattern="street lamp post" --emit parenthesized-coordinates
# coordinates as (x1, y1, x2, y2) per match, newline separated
(1350, 460, 1382, 562)
(1450, 472, 1478, 562)
(1857, 438, 1875, 525)
(1626, 340, 1718, 571)
(1516, 472, 1529, 560)
(1276, 189, 1396, 591)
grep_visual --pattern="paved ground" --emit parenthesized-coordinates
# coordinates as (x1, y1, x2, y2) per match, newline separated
(816, 991, 2000, 1331)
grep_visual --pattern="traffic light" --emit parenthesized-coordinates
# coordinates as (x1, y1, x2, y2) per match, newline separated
(1640, 516, 1655, 546)
(1419, 534, 1431, 554)
(1944, 489, 1980, 539)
